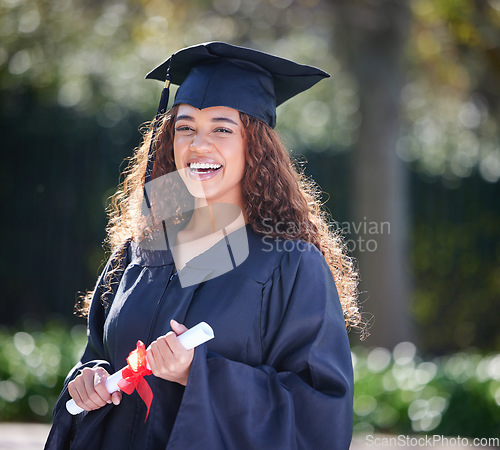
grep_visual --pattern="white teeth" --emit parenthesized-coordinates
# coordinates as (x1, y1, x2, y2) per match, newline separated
(189, 162, 222, 170)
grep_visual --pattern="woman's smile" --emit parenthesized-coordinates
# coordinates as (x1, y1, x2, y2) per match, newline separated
(187, 158, 223, 180)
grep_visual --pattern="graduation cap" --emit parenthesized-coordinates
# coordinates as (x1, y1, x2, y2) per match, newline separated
(146, 41, 330, 128)
(142, 42, 329, 189)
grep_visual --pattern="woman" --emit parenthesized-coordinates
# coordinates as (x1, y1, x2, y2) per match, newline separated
(46, 42, 363, 450)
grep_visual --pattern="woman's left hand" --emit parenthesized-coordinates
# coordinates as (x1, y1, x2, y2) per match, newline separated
(147, 319, 195, 386)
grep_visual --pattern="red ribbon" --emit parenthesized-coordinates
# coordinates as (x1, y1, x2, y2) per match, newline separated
(117, 340, 153, 421)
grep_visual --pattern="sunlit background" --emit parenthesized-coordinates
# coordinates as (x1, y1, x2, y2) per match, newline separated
(1, 0, 499, 440)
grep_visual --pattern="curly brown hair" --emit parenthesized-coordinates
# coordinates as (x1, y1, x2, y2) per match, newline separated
(78, 105, 365, 337)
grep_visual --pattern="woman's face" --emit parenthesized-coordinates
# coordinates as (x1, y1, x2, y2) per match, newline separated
(173, 104, 246, 208)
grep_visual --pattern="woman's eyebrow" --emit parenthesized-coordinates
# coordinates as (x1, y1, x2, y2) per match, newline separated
(211, 117, 239, 125)
(175, 115, 194, 122)
(175, 115, 238, 125)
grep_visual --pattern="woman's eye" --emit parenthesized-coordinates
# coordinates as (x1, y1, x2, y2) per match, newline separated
(175, 126, 193, 133)
(215, 127, 233, 134)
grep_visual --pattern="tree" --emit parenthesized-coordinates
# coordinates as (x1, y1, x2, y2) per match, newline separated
(330, 0, 414, 347)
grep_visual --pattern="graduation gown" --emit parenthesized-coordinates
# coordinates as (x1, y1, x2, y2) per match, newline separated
(45, 224, 354, 449)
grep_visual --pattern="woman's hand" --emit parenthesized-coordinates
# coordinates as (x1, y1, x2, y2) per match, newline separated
(67, 367, 122, 411)
(147, 319, 194, 386)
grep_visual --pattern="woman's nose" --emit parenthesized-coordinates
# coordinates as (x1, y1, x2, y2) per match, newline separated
(189, 133, 212, 152)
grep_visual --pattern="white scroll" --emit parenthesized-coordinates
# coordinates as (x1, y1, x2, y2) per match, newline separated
(66, 322, 214, 415)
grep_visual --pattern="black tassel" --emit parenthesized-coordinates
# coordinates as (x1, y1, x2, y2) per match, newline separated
(157, 81, 170, 116)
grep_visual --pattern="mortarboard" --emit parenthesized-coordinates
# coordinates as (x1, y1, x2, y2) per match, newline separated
(145, 41, 330, 129)
(142, 42, 329, 189)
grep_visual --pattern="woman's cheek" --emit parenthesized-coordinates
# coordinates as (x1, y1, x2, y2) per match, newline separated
(173, 138, 187, 168)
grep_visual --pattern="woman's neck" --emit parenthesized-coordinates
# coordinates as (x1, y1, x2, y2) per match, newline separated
(184, 199, 246, 235)
(172, 200, 246, 271)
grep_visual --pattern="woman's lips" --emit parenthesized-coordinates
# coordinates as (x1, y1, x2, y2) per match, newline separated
(187, 162, 223, 180)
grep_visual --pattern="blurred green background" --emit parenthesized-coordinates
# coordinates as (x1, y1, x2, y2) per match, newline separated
(1, 0, 499, 439)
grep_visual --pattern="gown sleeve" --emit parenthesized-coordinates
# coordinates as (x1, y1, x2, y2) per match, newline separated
(167, 242, 354, 450)
(45, 248, 128, 450)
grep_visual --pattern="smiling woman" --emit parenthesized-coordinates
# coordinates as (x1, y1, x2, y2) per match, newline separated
(46, 42, 364, 450)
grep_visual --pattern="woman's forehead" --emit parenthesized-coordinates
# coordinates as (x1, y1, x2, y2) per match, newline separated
(176, 104, 242, 123)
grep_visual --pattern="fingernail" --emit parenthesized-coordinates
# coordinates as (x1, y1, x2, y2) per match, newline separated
(171, 319, 178, 325)
(107, 400, 112, 404)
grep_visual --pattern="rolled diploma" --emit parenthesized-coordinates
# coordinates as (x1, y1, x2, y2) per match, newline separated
(66, 321, 214, 415)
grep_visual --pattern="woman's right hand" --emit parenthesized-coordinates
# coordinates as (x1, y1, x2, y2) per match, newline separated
(67, 367, 122, 411)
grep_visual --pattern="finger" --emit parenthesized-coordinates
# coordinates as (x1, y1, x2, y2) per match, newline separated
(165, 329, 191, 357)
(170, 319, 188, 336)
(146, 346, 158, 373)
(147, 339, 164, 375)
(69, 370, 100, 411)
(68, 379, 86, 410)
(111, 391, 122, 406)
(148, 336, 180, 378)
(93, 368, 112, 403)
(81, 369, 108, 409)
(151, 336, 173, 365)
(87, 369, 110, 406)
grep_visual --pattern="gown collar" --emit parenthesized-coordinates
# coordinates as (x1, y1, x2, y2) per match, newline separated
(128, 224, 252, 288)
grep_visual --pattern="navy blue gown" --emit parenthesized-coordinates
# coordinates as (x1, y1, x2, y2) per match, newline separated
(45, 224, 354, 449)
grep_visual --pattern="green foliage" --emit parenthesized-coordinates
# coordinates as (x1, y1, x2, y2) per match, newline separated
(1, 322, 499, 438)
(0, 0, 209, 132)
(401, 0, 500, 183)
(353, 343, 500, 438)
(0, 321, 86, 422)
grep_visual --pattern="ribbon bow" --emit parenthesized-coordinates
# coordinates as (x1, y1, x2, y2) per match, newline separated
(117, 340, 153, 421)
